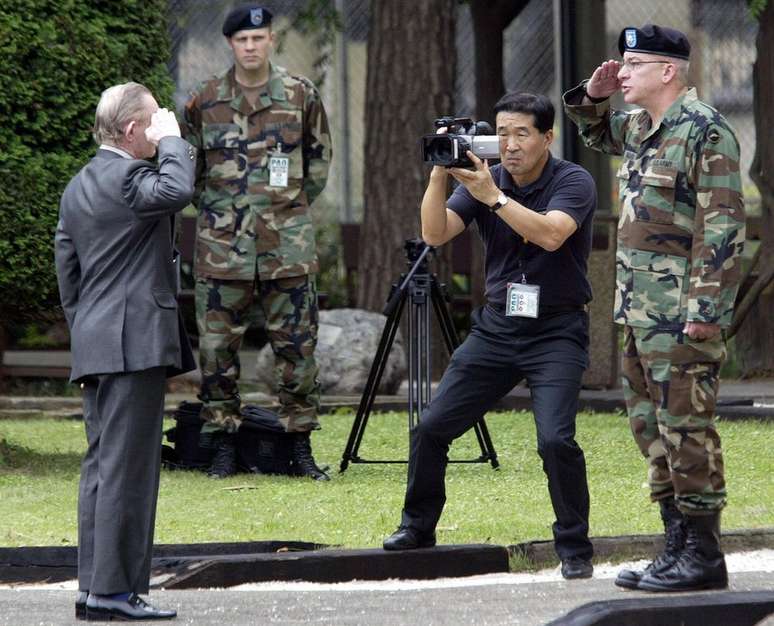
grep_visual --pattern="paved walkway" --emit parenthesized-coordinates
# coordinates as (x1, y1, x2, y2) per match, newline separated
(1, 370, 772, 418)
(0, 550, 774, 626)
(1, 551, 773, 625)
(5, 349, 772, 398)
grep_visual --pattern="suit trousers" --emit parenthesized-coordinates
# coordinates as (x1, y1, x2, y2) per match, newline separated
(78, 367, 167, 595)
(400, 305, 593, 560)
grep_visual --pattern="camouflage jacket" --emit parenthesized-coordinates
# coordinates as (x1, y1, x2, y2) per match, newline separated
(563, 84, 745, 330)
(181, 63, 331, 280)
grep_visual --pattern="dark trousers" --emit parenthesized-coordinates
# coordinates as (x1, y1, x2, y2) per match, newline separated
(78, 367, 167, 595)
(401, 305, 593, 560)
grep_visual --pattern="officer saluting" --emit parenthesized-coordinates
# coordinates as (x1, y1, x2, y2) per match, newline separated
(563, 24, 746, 592)
(182, 5, 331, 479)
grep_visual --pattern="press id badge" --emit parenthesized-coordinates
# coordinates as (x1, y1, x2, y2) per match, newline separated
(506, 282, 540, 318)
(269, 154, 289, 187)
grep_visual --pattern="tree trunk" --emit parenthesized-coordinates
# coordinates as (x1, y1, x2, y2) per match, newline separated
(357, 0, 456, 376)
(0, 324, 6, 393)
(467, 0, 529, 311)
(357, 0, 456, 310)
(733, 2, 774, 376)
(471, 0, 530, 124)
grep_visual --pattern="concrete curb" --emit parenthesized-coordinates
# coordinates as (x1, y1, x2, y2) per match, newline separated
(546, 591, 774, 626)
(158, 544, 510, 589)
(2, 529, 773, 588)
(510, 527, 774, 567)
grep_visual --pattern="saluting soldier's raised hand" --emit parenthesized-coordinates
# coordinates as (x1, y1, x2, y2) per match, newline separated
(586, 60, 623, 100)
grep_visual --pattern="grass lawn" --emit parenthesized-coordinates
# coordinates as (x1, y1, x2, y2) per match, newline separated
(1, 410, 772, 551)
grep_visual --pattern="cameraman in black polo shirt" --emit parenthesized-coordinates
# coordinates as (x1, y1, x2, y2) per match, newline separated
(383, 92, 597, 580)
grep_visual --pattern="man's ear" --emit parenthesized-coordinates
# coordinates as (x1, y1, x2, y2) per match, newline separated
(544, 128, 554, 148)
(662, 63, 678, 85)
(124, 120, 137, 143)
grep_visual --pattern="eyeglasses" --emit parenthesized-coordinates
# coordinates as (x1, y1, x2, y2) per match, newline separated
(620, 59, 671, 71)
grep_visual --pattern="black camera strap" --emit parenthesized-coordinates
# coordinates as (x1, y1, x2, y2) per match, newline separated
(514, 237, 531, 283)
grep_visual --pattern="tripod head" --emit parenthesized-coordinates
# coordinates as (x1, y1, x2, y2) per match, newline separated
(383, 238, 435, 317)
(404, 238, 433, 268)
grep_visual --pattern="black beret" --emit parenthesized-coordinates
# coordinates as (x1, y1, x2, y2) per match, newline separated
(222, 5, 273, 37)
(618, 24, 691, 60)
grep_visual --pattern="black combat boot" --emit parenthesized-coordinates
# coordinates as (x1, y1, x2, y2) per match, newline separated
(637, 512, 727, 592)
(291, 431, 330, 481)
(615, 498, 685, 589)
(207, 432, 238, 478)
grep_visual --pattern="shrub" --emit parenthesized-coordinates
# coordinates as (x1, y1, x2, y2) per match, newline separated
(0, 0, 175, 323)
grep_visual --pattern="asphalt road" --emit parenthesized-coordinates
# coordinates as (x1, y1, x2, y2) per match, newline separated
(1, 568, 772, 625)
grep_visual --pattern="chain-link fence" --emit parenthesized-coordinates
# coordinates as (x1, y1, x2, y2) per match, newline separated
(167, 0, 760, 227)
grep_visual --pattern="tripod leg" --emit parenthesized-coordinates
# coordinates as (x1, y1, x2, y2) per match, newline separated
(430, 280, 460, 355)
(472, 419, 500, 469)
(423, 283, 432, 410)
(340, 290, 407, 472)
(407, 290, 416, 429)
(430, 278, 500, 468)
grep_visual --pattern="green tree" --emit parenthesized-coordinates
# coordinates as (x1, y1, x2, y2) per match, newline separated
(0, 0, 175, 336)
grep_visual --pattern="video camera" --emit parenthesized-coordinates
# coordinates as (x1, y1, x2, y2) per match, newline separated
(420, 116, 499, 168)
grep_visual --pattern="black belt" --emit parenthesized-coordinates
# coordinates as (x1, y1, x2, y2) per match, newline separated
(540, 303, 588, 316)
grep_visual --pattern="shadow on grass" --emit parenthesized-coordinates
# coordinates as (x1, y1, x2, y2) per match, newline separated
(0, 438, 81, 476)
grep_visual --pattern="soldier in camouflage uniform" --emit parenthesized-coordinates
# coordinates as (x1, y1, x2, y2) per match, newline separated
(563, 24, 745, 592)
(181, 5, 331, 480)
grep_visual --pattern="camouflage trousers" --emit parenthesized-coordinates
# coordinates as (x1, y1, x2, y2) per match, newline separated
(621, 324, 727, 513)
(195, 274, 320, 434)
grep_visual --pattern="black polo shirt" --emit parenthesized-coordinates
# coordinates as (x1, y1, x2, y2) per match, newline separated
(447, 154, 596, 312)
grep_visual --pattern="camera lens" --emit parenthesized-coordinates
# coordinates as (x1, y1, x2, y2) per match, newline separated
(422, 136, 454, 165)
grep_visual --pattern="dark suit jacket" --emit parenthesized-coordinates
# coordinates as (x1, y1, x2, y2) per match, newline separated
(55, 136, 198, 382)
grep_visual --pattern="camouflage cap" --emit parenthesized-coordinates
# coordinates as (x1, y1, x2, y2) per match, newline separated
(618, 24, 691, 60)
(222, 5, 273, 37)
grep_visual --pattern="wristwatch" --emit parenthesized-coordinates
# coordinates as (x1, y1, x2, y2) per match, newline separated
(489, 192, 508, 212)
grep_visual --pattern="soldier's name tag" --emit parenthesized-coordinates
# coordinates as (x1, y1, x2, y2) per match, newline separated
(506, 282, 540, 318)
(269, 155, 289, 188)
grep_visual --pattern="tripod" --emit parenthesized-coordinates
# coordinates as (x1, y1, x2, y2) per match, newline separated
(340, 239, 499, 472)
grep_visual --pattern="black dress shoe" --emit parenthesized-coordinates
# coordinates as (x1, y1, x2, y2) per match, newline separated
(561, 556, 594, 579)
(383, 526, 436, 551)
(75, 591, 88, 620)
(86, 593, 176, 621)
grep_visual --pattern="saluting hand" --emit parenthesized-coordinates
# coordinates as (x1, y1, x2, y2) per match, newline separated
(145, 108, 181, 145)
(586, 60, 623, 100)
(448, 151, 500, 207)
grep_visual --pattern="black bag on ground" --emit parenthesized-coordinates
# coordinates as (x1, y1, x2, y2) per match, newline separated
(162, 401, 294, 475)
(163, 401, 215, 470)
(237, 404, 294, 475)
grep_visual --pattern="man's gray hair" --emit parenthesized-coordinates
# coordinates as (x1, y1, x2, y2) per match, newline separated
(93, 82, 153, 146)
(673, 59, 691, 86)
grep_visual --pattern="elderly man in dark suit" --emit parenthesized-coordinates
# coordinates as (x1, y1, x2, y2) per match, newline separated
(55, 81, 196, 621)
